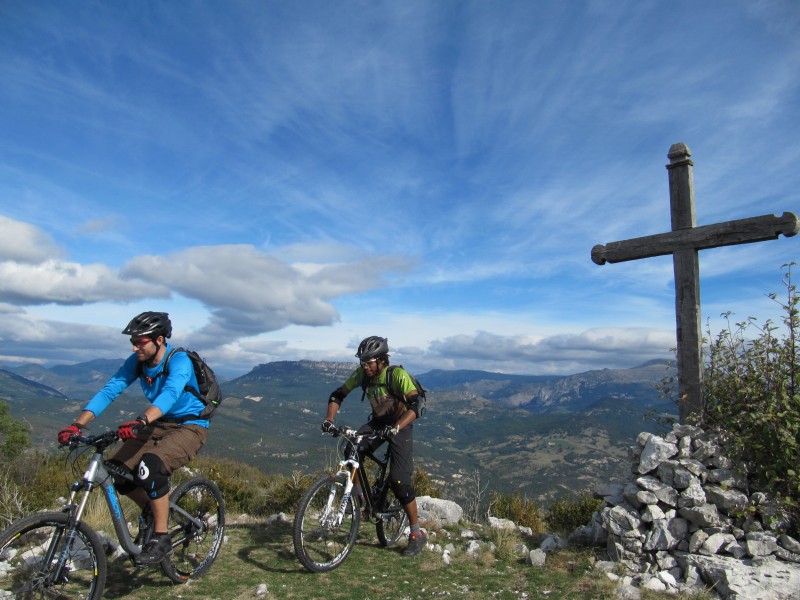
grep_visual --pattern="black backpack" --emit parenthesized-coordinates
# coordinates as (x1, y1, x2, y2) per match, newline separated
(361, 364, 427, 417)
(137, 347, 222, 422)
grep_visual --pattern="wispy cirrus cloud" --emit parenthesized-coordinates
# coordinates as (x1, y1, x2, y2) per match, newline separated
(0, 0, 797, 377)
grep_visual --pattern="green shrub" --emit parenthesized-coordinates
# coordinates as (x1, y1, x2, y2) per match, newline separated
(258, 470, 315, 515)
(489, 490, 544, 531)
(547, 490, 603, 535)
(413, 465, 442, 498)
(0, 401, 30, 462)
(700, 263, 800, 536)
(188, 456, 315, 516)
(17, 451, 66, 511)
(189, 455, 272, 515)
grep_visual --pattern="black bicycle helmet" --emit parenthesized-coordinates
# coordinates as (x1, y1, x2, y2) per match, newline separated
(355, 336, 389, 360)
(122, 311, 172, 339)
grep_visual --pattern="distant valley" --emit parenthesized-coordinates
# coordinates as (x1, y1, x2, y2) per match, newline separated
(0, 358, 677, 505)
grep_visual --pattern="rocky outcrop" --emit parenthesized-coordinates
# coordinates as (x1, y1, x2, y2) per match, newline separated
(576, 424, 800, 599)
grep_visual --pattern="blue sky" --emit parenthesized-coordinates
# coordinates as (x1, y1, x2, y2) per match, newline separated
(1, 0, 798, 378)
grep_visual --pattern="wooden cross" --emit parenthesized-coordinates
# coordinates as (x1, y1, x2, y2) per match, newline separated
(591, 142, 798, 423)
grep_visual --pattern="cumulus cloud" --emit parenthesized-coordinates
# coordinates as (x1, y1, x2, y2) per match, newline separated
(0, 305, 124, 364)
(0, 214, 413, 343)
(0, 217, 415, 364)
(427, 328, 675, 374)
(0, 251, 363, 366)
(120, 244, 412, 343)
(0, 215, 64, 263)
(0, 259, 168, 305)
(0, 216, 168, 305)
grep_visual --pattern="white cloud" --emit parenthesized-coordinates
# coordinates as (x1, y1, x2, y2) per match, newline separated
(0, 259, 166, 305)
(0, 215, 64, 263)
(0, 305, 124, 364)
(426, 327, 674, 375)
(0, 215, 166, 305)
(119, 244, 414, 342)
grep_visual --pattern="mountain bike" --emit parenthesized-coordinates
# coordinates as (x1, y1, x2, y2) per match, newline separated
(293, 425, 409, 572)
(0, 430, 225, 599)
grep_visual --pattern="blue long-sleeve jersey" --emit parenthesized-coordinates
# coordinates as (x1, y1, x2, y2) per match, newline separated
(84, 343, 209, 428)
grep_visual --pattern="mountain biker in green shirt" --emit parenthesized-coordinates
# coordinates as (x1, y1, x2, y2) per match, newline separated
(322, 336, 427, 557)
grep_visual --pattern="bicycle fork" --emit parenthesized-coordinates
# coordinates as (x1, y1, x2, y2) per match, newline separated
(330, 460, 359, 527)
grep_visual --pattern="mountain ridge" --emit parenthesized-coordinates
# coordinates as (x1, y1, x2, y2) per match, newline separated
(1, 358, 676, 502)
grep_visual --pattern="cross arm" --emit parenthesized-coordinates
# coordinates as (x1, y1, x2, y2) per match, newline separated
(592, 211, 798, 265)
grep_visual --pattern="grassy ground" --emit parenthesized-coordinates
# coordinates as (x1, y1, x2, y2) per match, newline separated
(92, 518, 702, 600)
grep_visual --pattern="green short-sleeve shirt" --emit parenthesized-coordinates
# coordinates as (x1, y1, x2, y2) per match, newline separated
(344, 365, 417, 422)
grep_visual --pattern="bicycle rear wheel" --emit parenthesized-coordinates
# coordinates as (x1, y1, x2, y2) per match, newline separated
(293, 473, 360, 572)
(161, 476, 226, 583)
(376, 495, 409, 547)
(0, 511, 107, 599)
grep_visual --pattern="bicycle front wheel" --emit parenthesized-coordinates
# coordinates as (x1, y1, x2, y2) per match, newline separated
(376, 494, 409, 547)
(161, 476, 226, 583)
(293, 473, 360, 572)
(0, 511, 107, 599)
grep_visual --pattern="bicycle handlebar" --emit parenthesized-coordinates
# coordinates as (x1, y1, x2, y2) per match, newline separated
(325, 424, 388, 442)
(64, 430, 120, 450)
(326, 424, 353, 438)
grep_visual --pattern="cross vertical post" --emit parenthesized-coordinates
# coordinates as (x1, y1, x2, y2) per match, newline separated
(666, 143, 703, 422)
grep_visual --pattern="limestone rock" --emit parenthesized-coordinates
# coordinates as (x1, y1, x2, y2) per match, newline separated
(416, 496, 463, 526)
(638, 435, 678, 474)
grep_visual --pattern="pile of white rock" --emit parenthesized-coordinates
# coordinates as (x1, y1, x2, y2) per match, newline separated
(572, 423, 800, 598)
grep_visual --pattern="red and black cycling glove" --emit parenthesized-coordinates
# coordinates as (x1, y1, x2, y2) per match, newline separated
(57, 423, 83, 446)
(117, 416, 148, 440)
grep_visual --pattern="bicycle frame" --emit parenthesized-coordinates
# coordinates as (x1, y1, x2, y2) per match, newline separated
(334, 429, 398, 522)
(62, 437, 206, 558)
(357, 446, 393, 520)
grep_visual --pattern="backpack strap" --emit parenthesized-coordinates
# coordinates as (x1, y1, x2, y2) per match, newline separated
(361, 365, 406, 401)
(385, 365, 399, 399)
(136, 347, 179, 383)
(360, 372, 368, 402)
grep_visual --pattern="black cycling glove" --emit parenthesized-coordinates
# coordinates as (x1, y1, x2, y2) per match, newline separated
(380, 425, 399, 439)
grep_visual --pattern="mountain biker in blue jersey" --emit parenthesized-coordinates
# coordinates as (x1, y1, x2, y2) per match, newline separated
(322, 336, 428, 557)
(57, 311, 209, 566)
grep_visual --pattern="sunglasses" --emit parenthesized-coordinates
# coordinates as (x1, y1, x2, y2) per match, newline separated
(130, 338, 153, 348)
(360, 358, 377, 367)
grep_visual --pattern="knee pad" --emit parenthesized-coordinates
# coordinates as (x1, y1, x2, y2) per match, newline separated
(135, 453, 170, 499)
(105, 460, 136, 495)
(390, 479, 416, 506)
